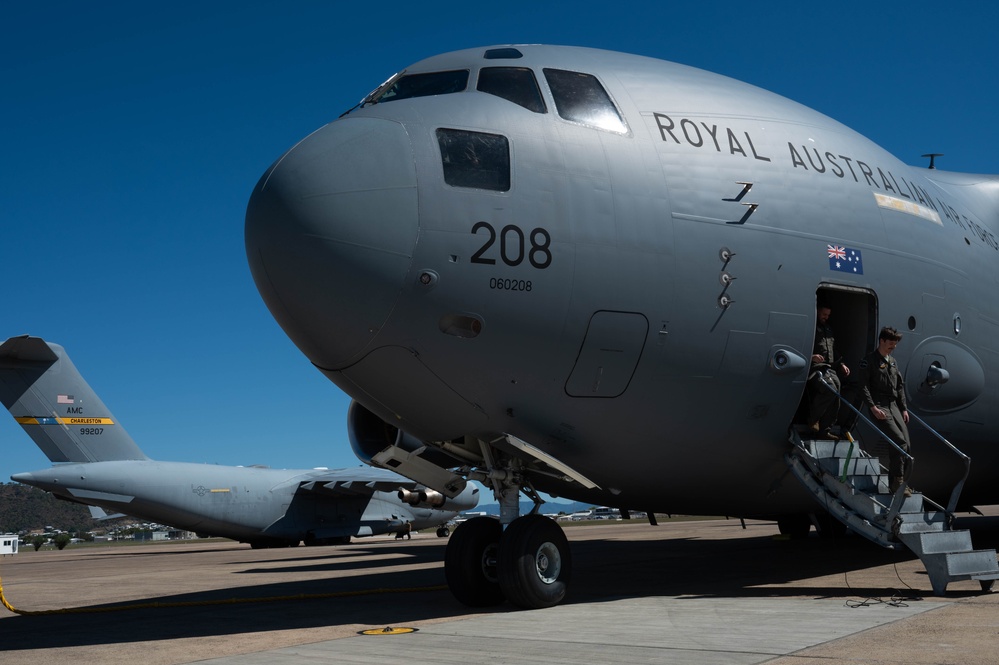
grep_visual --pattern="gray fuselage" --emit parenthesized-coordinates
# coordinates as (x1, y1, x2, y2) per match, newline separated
(13, 461, 473, 542)
(246, 45, 999, 517)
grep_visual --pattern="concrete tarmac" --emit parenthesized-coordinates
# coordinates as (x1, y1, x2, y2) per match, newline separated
(3, 517, 999, 664)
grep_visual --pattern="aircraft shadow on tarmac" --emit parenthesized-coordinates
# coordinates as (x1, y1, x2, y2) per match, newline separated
(234, 545, 447, 575)
(65, 545, 251, 560)
(4, 527, 996, 651)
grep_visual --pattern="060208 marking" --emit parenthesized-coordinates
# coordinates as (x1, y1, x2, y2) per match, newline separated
(489, 277, 532, 292)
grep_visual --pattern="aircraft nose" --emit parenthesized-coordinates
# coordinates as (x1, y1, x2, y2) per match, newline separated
(245, 118, 418, 369)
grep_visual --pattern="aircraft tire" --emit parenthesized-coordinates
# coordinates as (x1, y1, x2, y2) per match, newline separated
(497, 515, 571, 609)
(444, 517, 505, 607)
(436, 526, 450, 537)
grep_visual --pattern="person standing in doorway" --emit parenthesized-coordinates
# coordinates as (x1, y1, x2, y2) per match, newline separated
(807, 303, 851, 438)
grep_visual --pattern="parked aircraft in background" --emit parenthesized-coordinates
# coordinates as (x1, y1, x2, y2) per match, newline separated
(1, 335, 478, 547)
(241, 44, 997, 607)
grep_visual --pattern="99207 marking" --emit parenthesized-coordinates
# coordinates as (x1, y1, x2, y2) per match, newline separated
(470, 222, 552, 269)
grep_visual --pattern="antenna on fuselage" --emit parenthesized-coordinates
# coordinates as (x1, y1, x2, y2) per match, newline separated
(922, 153, 944, 169)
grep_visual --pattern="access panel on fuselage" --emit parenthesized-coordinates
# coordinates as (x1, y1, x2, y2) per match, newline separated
(565, 311, 649, 397)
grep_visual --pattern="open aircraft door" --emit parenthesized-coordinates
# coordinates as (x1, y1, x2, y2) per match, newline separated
(793, 285, 879, 424)
(814, 285, 879, 376)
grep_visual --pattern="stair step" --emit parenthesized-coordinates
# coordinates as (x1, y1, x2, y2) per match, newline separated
(844, 474, 887, 493)
(870, 493, 925, 513)
(787, 433, 996, 596)
(944, 550, 999, 577)
(917, 549, 999, 594)
(896, 511, 948, 534)
(899, 529, 971, 554)
(846, 492, 924, 516)
(806, 439, 863, 459)
(818, 457, 882, 476)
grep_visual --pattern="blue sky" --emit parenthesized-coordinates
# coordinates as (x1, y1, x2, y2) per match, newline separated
(3, 1, 997, 487)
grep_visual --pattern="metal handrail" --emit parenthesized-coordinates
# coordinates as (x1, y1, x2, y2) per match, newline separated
(816, 376, 913, 525)
(815, 372, 968, 521)
(815, 373, 912, 465)
(906, 410, 970, 515)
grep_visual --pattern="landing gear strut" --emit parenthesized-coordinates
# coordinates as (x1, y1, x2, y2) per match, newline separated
(444, 441, 573, 609)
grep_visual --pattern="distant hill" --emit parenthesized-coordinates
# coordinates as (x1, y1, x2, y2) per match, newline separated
(0, 482, 99, 534)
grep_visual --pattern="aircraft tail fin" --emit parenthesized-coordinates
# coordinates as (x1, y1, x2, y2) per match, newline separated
(0, 335, 150, 463)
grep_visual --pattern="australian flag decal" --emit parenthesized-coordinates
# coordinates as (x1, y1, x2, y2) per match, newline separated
(827, 245, 863, 274)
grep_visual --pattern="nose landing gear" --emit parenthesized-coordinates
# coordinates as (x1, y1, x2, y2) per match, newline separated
(445, 513, 571, 609)
(497, 514, 571, 608)
(444, 516, 504, 606)
(444, 443, 573, 609)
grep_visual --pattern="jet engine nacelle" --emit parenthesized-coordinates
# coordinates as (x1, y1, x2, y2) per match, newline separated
(347, 400, 455, 468)
(398, 488, 447, 508)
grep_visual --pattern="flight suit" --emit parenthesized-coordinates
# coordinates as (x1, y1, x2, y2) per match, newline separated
(806, 322, 842, 431)
(858, 350, 911, 490)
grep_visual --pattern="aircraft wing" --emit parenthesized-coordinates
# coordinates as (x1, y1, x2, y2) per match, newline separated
(273, 466, 415, 497)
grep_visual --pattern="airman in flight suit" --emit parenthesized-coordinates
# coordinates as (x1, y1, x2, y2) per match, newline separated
(858, 326, 911, 496)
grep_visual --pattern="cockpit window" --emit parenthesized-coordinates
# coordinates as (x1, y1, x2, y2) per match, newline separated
(477, 67, 547, 114)
(436, 128, 510, 192)
(369, 70, 469, 104)
(543, 68, 628, 134)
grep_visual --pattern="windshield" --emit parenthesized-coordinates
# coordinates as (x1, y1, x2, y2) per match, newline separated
(477, 67, 547, 113)
(367, 70, 469, 104)
(543, 68, 628, 134)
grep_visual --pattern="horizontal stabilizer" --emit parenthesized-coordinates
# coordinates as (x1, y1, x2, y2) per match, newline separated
(67, 488, 135, 504)
(88, 505, 127, 520)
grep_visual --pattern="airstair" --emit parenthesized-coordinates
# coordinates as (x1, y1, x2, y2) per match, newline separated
(786, 405, 999, 594)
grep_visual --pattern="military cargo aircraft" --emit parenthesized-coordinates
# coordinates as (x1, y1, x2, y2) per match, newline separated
(1, 335, 478, 546)
(244, 45, 999, 606)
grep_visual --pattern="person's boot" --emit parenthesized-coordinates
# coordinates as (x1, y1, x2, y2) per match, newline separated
(890, 477, 912, 497)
